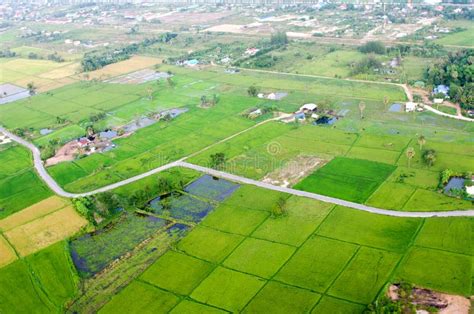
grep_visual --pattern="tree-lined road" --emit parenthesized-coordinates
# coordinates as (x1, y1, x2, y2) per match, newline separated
(2, 126, 473, 218)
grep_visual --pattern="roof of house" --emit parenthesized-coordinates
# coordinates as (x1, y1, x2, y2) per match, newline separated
(301, 103, 317, 111)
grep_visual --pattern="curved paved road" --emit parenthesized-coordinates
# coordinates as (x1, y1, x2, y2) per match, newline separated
(1, 126, 473, 218)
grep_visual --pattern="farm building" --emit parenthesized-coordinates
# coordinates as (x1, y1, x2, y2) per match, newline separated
(248, 108, 262, 118)
(467, 185, 474, 197)
(405, 102, 417, 112)
(299, 103, 317, 112)
(433, 98, 444, 104)
(245, 48, 260, 56)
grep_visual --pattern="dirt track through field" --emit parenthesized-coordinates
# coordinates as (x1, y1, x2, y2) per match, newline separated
(1, 125, 473, 218)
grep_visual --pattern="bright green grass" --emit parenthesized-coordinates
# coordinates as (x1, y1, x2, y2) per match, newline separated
(243, 281, 320, 313)
(316, 206, 421, 252)
(0, 158, 53, 218)
(387, 167, 440, 189)
(436, 29, 474, 47)
(140, 251, 213, 295)
(34, 124, 86, 147)
(398, 145, 474, 172)
(366, 182, 416, 210)
(0, 242, 78, 313)
(190, 267, 265, 312)
(223, 185, 289, 212)
(202, 204, 269, 236)
(177, 226, 244, 263)
(223, 238, 295, 279)
(294, 157, 396, 203)
(328, 247, 401, 304)
(251, 196, 333, 246)
(275, 236, 358, 292)
(170, 300, 226, 314)
(402, 189, 472, 212)
(414, 218, 473, 256)
(99, 281, 179, 314)
(396, 247, 472, 296)
(0, 145, 31, 179)
(312, 296, 366, 314)
(346, 146, 401, 164)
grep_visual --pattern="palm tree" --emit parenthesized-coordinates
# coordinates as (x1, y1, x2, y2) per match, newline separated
(406, 147, 415, 168)
(423, 149, 436, 168)
(383, 96, 389, 111)
(358, 101, 366, 119)
(417, 135, 426, 151)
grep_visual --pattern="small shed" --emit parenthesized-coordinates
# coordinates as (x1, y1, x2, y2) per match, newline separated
(300, 103, 317, 112)
(405, 102, 417, 112)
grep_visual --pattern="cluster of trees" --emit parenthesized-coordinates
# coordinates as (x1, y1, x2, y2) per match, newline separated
(26, 51, 65, 62)
(73, 192, 123, 224)
(350, 55, 382, 75)
(424, 49, 473, 110)
(73, 174, 187, 223)
(405, 135, 437, 168)
(359, 41, 386, 55)
(270, 32, 289, 46)
(200, 94, 219, 107)
(47, 52, 65, 62)
(0, 48, 16, 58)
(89, 112, 106, 123)
(81, 33, 177, 72)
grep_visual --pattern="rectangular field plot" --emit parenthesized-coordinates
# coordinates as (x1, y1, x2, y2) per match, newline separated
(366, 182, 415, 210)
(251, 196, 333, 246)
(0, 196, 67, 231)
(4, 206, 87, 256)
(402, 189, 472, 212)
(316, 206, 421, 252)
(99, 281, 179, 314)
(414, 218, 473, 256)
(312, 296, 366, 314)
(396, 247, 472, 296)
(70, 213, 169, 277)
(0, 235, 16, 267)
(0, 242, 78, 313)
(177, 226, 244, 263)
(275, 236, 358, 292)
(327, 247, 401, 304)
(242, 281, 320, 313)
(202, 204, 269, 236)
(190, 267, 266, 312)
(223, 237, 295, 279)
(294, 157, 396, 203)
(140, 250, 213, 295)
(170, 300, 226, 314)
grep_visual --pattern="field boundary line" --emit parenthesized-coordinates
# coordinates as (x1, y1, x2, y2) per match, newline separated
(1, 126, 473, 218)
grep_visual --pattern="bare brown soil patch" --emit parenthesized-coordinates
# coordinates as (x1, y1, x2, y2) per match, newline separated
(262, 155, 326, 187)
(389, 284, 470, 314)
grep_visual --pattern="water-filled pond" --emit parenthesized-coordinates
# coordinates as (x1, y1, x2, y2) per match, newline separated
(444, 177, 465, 194)
(185, 175, 240, 201)
(70, 213, 169, 277)
(389, 103, 402, 112)
(314, 116, 337, 125)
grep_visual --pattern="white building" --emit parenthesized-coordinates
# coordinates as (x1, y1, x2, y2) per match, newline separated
(300, 103, 317, 112)
(405, 102, 417, 112)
